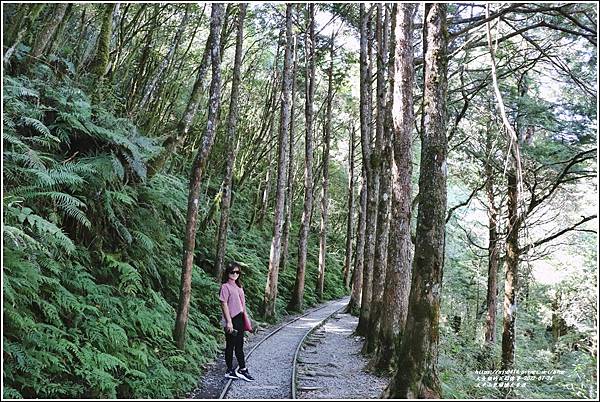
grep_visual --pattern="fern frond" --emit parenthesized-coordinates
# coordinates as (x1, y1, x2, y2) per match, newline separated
(19, 116, 52, 137)
(3, 224, 44, 251)
(20, 210, 75, 253)
(133, 230, 154, 251)
(103, 254, 142, 295)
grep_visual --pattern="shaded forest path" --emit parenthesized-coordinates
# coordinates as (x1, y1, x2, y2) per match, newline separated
(190, 297, 348, 399)
(224, 297, 348, 399)
(296, 312, 389, 399)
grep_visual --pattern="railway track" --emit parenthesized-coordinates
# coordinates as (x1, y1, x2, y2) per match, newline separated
(219, 297, 348, 399)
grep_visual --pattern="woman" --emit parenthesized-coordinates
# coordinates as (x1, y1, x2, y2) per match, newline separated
(219, 262, 255, 382)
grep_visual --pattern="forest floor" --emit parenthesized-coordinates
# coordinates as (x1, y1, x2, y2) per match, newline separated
(189, 297, 390, 399)
(296, 312, 390, 399)
(188, 298, 347, 399)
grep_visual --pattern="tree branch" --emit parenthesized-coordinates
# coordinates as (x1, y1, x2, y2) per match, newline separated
(528, 148, 597, 215)
(520, 214, 598, 254)
(446, 181, 486, 223)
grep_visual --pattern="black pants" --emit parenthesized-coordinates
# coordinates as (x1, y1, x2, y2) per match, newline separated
(225, 312, 245, 370)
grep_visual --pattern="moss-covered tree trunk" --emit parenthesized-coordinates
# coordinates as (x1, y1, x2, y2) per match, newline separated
(214, 4, 247, 280)
(373, 3, 415, 372)
(386, 3, 448, 398)
(4, 4, 31, 46)
(3, 4, 45, 67)
(89, 3, 116, 77)
(347, 169, 367, 314)
(43, 4, 73, 59)
(256, 126, 275, 227)
(288, 4, 315, 313)
(316, 32, 334, 302)
(343, 125, 356, 290)
(484, 127, 500, 344)
(173, 4, 224, 350)
(136, 4, 191, 113)
(29, 4, 69, 62)
(502, 172, 521, 369)
(356, 4, 378, 337)
(262, 4, 294, 321)
(366, 3, 391, 354)
(280, 31, 298, 274)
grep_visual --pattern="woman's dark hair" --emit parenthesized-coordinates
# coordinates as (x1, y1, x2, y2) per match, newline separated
(221, 261, 243, 288)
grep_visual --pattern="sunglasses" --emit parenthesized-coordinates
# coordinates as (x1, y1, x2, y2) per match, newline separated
(229, 271, 241, 275)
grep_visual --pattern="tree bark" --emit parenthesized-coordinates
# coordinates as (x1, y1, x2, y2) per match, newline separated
(387, 4, 448, 398)
(214, 4, 247, 280)
(149, 7, 229, 175)
(173, 4, 224, 350)
(484, 127, 500, 344)
(89, 3, 116, 77)
(316, 32, 335, 302)
(262, 4, 294, 321)
(343, 125, 356, 290)
(256, 123, 275, 227)
(280, 32, 299, 273)
(484, 5, 524, 372)
(365, 3, 391, 354)
(3, 4, 45, 67)
(502, 172, 520, 370)
(374, 3, 416, 372)
(4, 4, 31, 47)
(136, 4, 191, 113)
(29, 4, 69, 62)
(288, 4, 315, 313)
(347, 167, 367, 315)
(357, 4, 378, 337)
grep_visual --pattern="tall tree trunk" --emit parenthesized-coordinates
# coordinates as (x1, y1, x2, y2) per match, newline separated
(502, 172, 520, 370)
(149, 7, 229, 175)
(484, 126, 500, 344)
(485, 5, 524, 372)
(136, 4, 191, 113)
(280, 32, 298, 273)
(343, 125, 356, 290)
(365, 3, 391, 354)
(316, 32, 334, 301)
(375, 3, 415, 372)
(4, 4, 31, 46)
(288, 4, 315, 313)
(347, 168, 367, 314)
(386, 4, 448, 398)
(357, 4, 377, 337)
(3, 4, 45, 67)
(257, 123, 275, 227)
(43, 4, 73, 59)
(213, 4, 247, 280)
(173, 4, 224, 350)
(255, 43, 283, 227)
(262, 4, 294, 321)
(89, 3, 116, 77)
(29, 4, 69, 62)
(125, 7, 159, 111)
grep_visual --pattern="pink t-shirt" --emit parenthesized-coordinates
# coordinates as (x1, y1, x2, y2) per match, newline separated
(219, 280, 246, 322)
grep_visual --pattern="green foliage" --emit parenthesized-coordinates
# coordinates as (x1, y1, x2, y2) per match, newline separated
(3, 40, 349, 398)
(2, 66, 221, 398)
(440, 206, 597, 399)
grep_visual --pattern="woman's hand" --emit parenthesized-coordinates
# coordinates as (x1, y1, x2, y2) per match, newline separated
(225, 321, 233, 333)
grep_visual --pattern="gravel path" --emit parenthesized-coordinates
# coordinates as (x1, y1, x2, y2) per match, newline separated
(225, 297, 349, 399)
(188, 297, 348, 399)
(296, 312, 390, 399)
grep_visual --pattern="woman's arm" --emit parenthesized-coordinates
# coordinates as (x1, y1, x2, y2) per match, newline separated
(221, 301, 233, 333)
